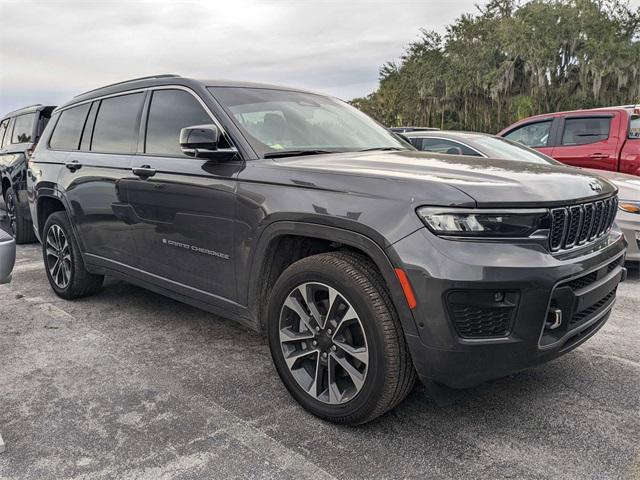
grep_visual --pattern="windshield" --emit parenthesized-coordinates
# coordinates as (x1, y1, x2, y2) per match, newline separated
(471, 136, 558, 165)
(208, 87, 408, 157)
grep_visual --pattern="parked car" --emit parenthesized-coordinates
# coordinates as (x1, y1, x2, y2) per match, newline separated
(389, 126, 439, 133)
(29, 74, 626, 424)
(498, 105, 640, 176)
(0, 227, 16, 284)
(405, 130, 640, 262)
(0, 104, 56, 243)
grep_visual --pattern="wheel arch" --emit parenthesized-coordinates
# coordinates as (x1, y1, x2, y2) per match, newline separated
(246, 221, 419, 337)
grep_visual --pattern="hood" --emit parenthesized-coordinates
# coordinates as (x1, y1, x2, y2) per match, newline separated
(274, 151, 617, 207)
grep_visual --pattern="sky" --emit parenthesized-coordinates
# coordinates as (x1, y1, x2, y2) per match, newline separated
(0, 0, 494, 113)
(1, 0, 639, 114)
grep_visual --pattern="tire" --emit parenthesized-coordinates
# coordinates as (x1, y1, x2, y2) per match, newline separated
(42, 211, 103, 299)
(267, 251, 416, 425)
(5, 186, 37, 244)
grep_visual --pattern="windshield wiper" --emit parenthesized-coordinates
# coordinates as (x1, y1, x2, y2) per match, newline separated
(357, 147, 409, 152)
(263, 149, 336, 159)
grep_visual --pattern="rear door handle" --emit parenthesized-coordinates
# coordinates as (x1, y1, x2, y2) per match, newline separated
(132, 165, 157, 178)
(589, 153, 608, 159)
(64, 160, 82, 171)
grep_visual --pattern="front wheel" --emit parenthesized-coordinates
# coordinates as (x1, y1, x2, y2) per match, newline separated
(267, 252, 416, 425)
(42, 211, 103, 299)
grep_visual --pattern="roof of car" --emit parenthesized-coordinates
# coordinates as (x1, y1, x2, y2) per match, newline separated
(1, 104, 56, 121)
(403, 130, 494, 139)
(59, 74, 325, 111)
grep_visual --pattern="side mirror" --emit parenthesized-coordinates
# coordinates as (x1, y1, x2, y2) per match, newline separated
(180, 124, 220, 158)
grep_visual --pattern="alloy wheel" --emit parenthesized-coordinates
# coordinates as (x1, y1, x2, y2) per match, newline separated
(279, 282, 369, 404)
(46, 224, 72, 289)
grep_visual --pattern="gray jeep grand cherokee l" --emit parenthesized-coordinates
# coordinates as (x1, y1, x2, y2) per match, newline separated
(28, 75, 627, 424)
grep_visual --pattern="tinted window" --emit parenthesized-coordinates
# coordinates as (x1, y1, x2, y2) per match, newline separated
(504, 120, 552, 148)
(0, 119, 8, 148)
(561, 117, 610, 146)
(11, 113, 36, 143)
(145, 89, 211, 156)
(49, 103, 91, 150)
(416, 137, 481, 156)
(91, 93, 144, 153)
(628, 115, 639, 139)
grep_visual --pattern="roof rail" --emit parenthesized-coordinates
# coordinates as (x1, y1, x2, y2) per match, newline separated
(74, 74, 181, 98)
(2, 103, 43, 117)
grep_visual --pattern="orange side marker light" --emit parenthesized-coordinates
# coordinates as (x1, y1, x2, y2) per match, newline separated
(394, 268, 417, 309)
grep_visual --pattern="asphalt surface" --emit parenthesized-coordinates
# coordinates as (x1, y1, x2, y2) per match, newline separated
(0, 210, 639, 479)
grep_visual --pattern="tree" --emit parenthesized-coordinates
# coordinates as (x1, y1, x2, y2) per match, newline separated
(351, 0, 640, 133)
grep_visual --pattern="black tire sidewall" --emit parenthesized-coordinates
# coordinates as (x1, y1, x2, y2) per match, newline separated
(42, 212, 78, 297)
(268, 257, 390, 422)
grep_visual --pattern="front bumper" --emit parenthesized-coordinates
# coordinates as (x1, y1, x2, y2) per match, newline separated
(390, 227, 627, 389)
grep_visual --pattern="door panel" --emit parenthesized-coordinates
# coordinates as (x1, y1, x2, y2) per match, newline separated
(551, 115, 620, 171)
(59, 152, 138, 265)
(122, 156, 240, 301)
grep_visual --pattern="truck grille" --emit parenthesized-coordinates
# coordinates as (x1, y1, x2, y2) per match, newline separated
(549, 196, 618, 251)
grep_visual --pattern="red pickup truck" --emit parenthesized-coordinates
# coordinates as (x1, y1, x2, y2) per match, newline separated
(498, 105, 640, 176)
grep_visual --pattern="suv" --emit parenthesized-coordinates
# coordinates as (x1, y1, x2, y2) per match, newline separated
(499, 105, 640, 176)
(1, 104, 56, 242)
(28, 75, 627, 424)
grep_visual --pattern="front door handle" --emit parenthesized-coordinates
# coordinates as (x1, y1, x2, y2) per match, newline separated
(64, 160, 82, 171)
(589, 153, 608, 160)
(132, 165, 157, 178)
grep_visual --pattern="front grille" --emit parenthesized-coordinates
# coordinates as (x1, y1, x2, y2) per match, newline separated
(450, 305, 512, 338)
(550, 196, 617, 251)
(569, 288, 616, 327)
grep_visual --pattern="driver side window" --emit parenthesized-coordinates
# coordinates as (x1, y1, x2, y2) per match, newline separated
(145, 89, 213, 156)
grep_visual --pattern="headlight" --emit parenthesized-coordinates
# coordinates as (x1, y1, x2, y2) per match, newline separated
(416, 207, 550, 237)
(618, 200, 640, 214)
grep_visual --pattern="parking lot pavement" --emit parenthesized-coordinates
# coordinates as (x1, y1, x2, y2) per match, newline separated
(0, 233, 638, 479)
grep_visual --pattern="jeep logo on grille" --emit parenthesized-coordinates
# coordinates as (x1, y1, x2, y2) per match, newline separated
(589, 181, 603, 192)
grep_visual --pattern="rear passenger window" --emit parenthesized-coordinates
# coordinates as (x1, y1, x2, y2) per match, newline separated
(504, 120, 552, 148)
(145, 89, 211, 156)
(11, 113, 36, 143)
(0, 119, 8, 148)
(91, 93, 144, 154)
(561, 117, 611, 146)
(49, 103, 91, 150)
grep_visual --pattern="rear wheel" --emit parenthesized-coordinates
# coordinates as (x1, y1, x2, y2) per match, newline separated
(5, 186, 37, 244)
(42, 211, 103, 299)
(267, 251, 416, 424)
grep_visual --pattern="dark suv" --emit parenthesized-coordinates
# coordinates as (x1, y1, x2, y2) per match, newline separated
(28, 75, 627, 424)
(1, 104, 55, 242)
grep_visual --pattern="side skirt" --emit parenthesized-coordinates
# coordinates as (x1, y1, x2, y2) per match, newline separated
(84, 254, 259, 332)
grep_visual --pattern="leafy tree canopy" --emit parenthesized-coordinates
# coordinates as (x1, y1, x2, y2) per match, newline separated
(350, 0, 640, 133)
